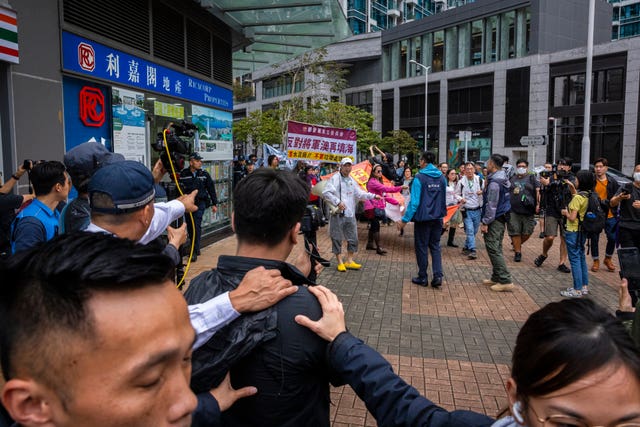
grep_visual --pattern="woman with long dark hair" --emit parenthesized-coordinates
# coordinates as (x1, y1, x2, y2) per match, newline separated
(364, 164, 406, 255)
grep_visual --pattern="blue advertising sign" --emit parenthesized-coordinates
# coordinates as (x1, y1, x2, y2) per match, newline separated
(61, 31, 232, 111)
(62, 76, 112, 153)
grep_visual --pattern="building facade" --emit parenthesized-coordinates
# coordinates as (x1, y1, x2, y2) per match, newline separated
(236, 0, 640, 174)
(1, 0, 240, 239)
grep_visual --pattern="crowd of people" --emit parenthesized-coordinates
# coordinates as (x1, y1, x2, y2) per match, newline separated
(0, 143, 639, 427)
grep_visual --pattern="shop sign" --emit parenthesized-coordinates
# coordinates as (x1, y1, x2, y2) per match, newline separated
(79, 86, 105, 127)
(0, 6, 19, 64)
(61, 31, 232, 111)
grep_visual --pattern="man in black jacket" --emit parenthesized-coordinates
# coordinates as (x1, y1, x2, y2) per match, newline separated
(184, 168, 341, 427)
(179, 152, 217, 261)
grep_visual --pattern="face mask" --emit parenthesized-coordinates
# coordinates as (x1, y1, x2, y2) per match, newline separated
(516, 167, 527, 175)
(634, 172, 640, 182)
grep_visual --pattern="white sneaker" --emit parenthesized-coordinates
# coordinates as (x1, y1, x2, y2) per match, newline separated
(560, 288, 582, 298)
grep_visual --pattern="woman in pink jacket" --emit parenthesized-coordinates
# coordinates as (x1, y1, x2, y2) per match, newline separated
(364, 164, 406, 255)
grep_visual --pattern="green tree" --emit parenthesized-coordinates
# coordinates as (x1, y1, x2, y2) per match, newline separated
(233, 109, 281, 150)
(379, 129, 419, 160)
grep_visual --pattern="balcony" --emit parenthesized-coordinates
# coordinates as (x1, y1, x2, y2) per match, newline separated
(387, 8, 401, 17)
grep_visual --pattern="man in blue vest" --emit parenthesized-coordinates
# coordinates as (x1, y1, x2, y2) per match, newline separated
(399, 151, 447, 287)
(480, 154, 515, 292)
(11, 161, 71, 254)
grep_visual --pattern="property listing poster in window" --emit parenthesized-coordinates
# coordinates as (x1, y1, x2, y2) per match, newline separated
(112, 87, 147, 163)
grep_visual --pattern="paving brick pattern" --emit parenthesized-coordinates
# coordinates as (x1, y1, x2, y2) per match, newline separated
(186, 218, 622, 426)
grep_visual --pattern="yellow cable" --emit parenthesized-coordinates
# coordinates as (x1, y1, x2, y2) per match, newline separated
(162, 128, 196, 288)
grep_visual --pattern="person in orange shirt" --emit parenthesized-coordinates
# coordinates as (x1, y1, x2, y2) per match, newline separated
(590, 158, 620, 272)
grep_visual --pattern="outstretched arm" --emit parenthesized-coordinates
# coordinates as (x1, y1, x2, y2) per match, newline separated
(295, 286, 494, 427)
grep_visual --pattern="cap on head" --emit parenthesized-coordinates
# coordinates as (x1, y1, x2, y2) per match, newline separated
(189, 152, 203, 161)
(89, 160, 155, 214)
(340, 157, 353, 166)
(64, 141, 125, 191)
(237, 155, 246, 161)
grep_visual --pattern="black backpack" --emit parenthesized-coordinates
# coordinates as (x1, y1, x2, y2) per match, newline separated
(579, 191, 606, 236)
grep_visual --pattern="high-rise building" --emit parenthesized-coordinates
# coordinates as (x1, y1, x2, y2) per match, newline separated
(340, 0, 434, 34)
(610, 0, 640, 39)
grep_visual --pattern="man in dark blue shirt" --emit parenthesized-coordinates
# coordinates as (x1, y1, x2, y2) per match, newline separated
(179, 152, 217, 261)
(10, 161, 71, 254)
(399, 151, 447, 288)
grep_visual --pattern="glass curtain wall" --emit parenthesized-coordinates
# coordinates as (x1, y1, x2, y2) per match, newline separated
(382, 6, 530, 81)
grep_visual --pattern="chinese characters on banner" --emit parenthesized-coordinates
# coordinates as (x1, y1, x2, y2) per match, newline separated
(286, 121, 357, 164)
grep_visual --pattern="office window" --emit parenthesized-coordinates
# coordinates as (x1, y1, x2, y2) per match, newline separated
(433, 30, 444, 72)
(400, 39, 408, 79)
(500, 11, 516, 60)
(470, 20, 483, 65)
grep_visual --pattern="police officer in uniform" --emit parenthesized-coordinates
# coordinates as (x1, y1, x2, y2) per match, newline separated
(179, 152, 217, 261)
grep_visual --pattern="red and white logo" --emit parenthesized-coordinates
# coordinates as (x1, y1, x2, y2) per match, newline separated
(78, 42, 95, 72)
(79, 86, 105, 127)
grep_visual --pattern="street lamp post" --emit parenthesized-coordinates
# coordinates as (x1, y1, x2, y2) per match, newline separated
(549, 117, 558, 164)
(410, 59, 431, 152)
(581, 0, 595, 170)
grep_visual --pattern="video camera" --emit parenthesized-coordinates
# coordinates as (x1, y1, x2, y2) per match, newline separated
(539, 164, 557, 179)
(540, 163, 570, 184)
(152, 121, 197, 171)
(300, 204, 327, 234)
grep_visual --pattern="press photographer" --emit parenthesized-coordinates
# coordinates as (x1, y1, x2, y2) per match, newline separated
(610, 163, 640, 250)
(0, 163, 34, 258)
(300, 203, 330, 282)
(534, 158, 575, 273)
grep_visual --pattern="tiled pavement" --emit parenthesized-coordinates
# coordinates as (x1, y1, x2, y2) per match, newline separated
(185, 219, 622, 426)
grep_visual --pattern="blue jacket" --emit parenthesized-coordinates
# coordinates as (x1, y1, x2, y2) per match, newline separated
(482, 170, 511, 225)
(328, 332, 495, 426)
(11, 199, 60, 254)
(403, 164, 447, 223)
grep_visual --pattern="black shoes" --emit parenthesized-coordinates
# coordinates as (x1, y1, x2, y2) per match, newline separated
(412, 276, 428, 286)
(191, 254, 198, 262)
(534, 254, 547, 267)
(557, 264, 571, 273)
(431, 277, 443, 288)
(447, 242, 459, 248)
(514, 252, 522, 262)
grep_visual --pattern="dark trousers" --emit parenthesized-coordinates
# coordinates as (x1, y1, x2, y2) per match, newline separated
(187, 202, 206, 254)
(618, 226, 640, 251)
(590, 217, 617, 259)
(414, 219, 443, 280)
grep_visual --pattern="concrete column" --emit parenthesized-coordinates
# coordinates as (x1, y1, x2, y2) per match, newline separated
(458, 23, 470, 69)
(623, 48, 640, 174)
(493, 69, 506, 152)
(516, 8, 527, 58)
(528, 63, 551, 165)
(445, 26, 458, 70)
(372, 87, 383, 133)
(393, 86, 400, 131)
(439, 78, 448, 162)
(391, 42, 400, 81)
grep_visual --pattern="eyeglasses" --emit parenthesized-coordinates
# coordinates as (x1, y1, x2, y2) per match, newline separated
(374, 169, 382, 173)
(528, 402, 640, 427)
